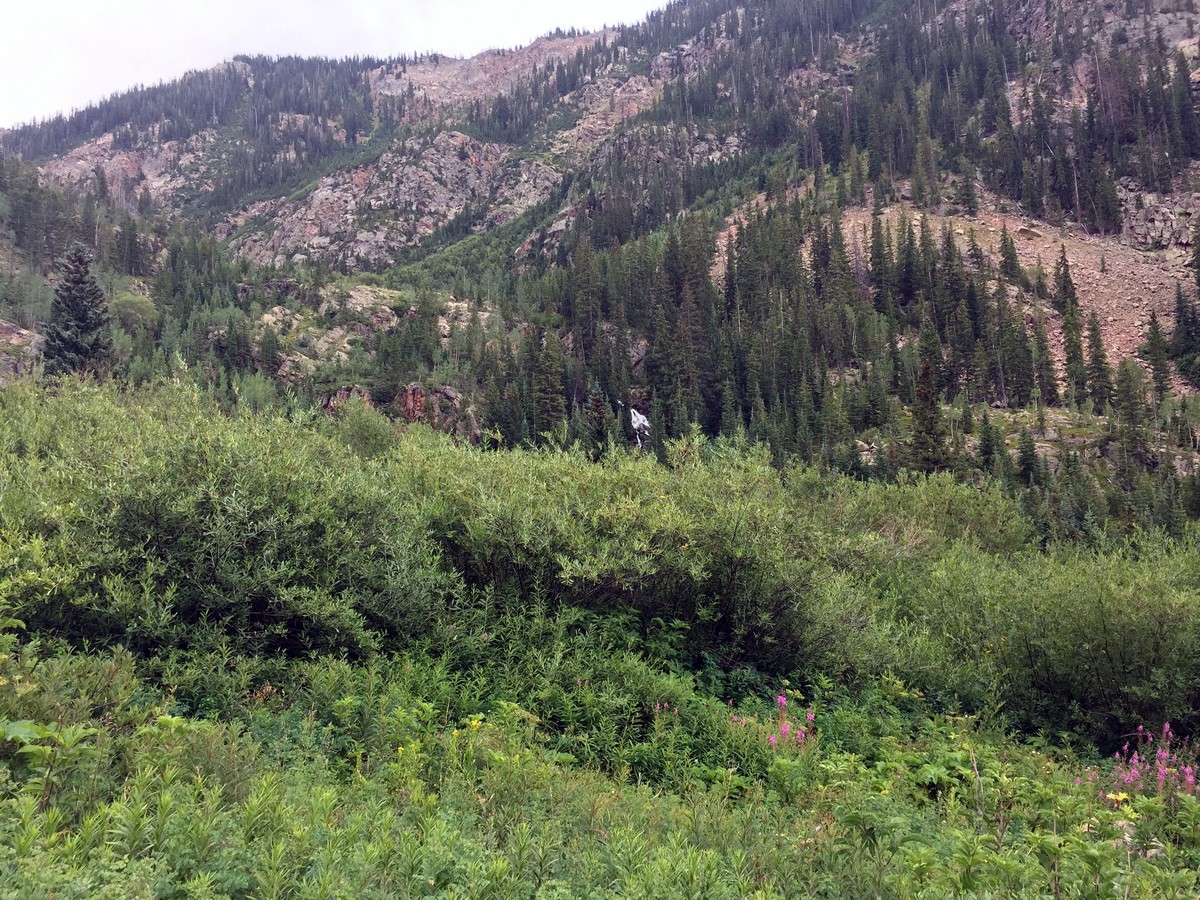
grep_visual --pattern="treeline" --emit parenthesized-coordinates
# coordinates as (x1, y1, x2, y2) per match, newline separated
(430, 187, 1199, 539)
(0, 66, 249, 158)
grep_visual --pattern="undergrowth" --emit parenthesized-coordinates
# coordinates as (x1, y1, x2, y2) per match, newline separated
(1, 380, 1199, 895)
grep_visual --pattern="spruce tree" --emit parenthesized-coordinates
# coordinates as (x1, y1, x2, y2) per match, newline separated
(1062, 303, 1088, 407)
(909, 360, 949, 471)
(532, 331, 567, 441)
(1052, 245, 1077, 311)
(1114, 358, 1147, 455)
(1172, 280, 1198, 356)
(1085, 310, 1114, 415)
(1145, 310, 1172, 407)
(977, 410, 999, 471)
(1193, 220, 1200, 297)
(1017, 428, 1040, 486)
(999, 224, 1023, 286)
(1032, 310, 1060, 405)
(42, 243, 113, 378)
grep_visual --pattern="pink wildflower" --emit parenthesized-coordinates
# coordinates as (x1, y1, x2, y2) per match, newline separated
(776, 694, 787, 709)
(781, 721, 790, 737)
(806, 710, 815, 722)
(768, 734, 777, 747)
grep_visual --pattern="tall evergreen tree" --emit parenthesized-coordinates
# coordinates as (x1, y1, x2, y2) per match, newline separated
(1032, 309, 1060, 405)
(909, 360, 949, 471)
(1145, 310, 1172, 407)
(1172, 280, 1198, 356)
(1062, 302, 1088, 407)
(1114, 359, 1149, 466)
(999, 224, 1023, 285)
(1193, 220, 1200, 298)
(42, 243, 113, 378)
(532, 331, 567, 441)
(1086, 310, 1114, 414)
(977, 410, 999, 472)
(1052, 245, 1077, 311)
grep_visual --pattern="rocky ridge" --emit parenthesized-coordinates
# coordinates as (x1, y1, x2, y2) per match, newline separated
(217, 131, 548, 269)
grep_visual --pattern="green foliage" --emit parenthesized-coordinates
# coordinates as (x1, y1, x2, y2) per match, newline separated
(0, 381, 457, 666)
(4, 607, 1200, 896)
(41, 243, 113, 378)
(2, 381, 1200, 892)
(6, 380, 1197, 749)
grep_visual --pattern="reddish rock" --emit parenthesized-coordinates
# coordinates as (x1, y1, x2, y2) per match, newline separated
(0, 319, 42, 385)
(396, 382, 480, 443)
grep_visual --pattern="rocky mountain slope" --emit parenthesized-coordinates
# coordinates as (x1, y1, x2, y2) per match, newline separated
(17, 5, 763, 273)
(6, 0, 1200, 501)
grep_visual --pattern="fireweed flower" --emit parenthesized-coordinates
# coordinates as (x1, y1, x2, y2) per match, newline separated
(806, 710, 815, 722)
(776, 694, 787, 709)
(781, 721, 790, 737)
(768, 734, 777, 747)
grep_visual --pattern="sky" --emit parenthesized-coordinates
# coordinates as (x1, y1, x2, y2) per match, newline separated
(0, 0, 668, 128)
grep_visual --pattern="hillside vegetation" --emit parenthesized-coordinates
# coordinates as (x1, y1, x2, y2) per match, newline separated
(7, 0, 1200, 888)
(2, 381, 1200, 895)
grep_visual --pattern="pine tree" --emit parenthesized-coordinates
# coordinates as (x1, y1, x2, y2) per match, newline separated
(1145, 310, 1172, 407)
(532, 331, 567, 441)
(1114, 358, 1147, 456)
(1032, 309, 1060, 405)
(1017, 428, 1040, 486)
(999, 224, 1023, 285)
(259, 328, 281, 378)
(1086, 310, 1114, 414)
(909, 360, 949, 471)
(1193, 220, 1200, 297)
(1172, 280, 1198, 356)
(977, 410, 999, 472)
(1062, 302, 1088, 407)
(869, 201, 893, 311)
(42, 243, 113, 378)
(955, 157, 979, 214)
(1174, 50, 1200, 157)
(917, 302, 945, 392)
(1052, 244, 1077, 311)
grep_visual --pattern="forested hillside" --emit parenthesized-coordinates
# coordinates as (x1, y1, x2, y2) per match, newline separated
(5, 0, 1200, 891)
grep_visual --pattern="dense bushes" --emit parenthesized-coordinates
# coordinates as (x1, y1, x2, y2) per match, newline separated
(2, 380, 1199, 749)
(5, 609, 1200, 895)
(4, 380, 1200, 893)
(0, 382, 458, 660)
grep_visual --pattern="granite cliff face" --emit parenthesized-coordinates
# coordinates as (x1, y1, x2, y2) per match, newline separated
(215, 132, 562, 269)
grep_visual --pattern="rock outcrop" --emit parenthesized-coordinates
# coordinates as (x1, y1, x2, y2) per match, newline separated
(220, 131, 559, 270)
(1119, 181, 1200, 253)
(395, 382, 481, 444)
(322, 381, 480, 444)
(0, 320, 42, 385)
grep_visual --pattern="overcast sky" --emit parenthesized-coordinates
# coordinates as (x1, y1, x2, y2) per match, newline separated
(0, 0, 667, 128)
